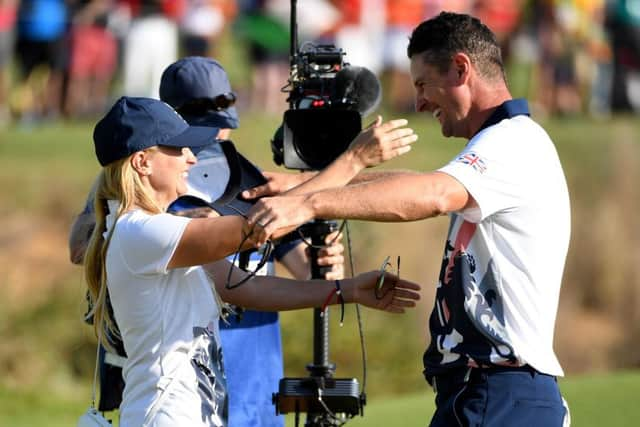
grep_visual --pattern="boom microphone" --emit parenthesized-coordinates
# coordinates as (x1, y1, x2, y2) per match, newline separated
(333, 66, 382, 117)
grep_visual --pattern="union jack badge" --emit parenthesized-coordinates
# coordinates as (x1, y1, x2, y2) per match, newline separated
(455, 151, 487, 173)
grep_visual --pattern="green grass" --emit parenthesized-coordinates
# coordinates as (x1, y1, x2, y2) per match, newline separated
(560, 370, 640, 426)
(0, 384, 91, 427)
(1, 370, 638, 426)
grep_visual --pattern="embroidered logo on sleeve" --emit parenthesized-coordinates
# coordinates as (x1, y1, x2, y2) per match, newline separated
(455, 152, 487, 173)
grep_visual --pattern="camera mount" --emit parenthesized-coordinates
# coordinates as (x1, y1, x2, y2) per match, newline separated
(271, 2, 378, 423)
(272, 220, 365, 427)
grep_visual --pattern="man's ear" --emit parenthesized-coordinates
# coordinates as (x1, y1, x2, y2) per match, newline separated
(452, 52, 471, 82)
(130, 151, 151, 176)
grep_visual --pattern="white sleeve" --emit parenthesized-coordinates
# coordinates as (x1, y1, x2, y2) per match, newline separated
(438, 136, 523, 222)
(118, 212, 191, 275)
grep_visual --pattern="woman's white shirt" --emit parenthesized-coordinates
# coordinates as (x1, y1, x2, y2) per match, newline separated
(104, 200, 225, 426)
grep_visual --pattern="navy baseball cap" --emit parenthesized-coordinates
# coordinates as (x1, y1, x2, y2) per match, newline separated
(160, 56, 239, 129)
(93, 96, 215, 166)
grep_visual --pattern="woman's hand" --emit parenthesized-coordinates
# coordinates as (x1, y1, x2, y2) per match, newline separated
(245, 194, 314, 246)
(348, 270, 421, 313)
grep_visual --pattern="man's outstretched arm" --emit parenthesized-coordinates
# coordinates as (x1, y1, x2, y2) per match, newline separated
(246, 171, 473, 245)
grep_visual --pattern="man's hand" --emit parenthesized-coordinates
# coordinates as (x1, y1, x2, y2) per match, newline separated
(246, 194, 314, 245)
(347, 116, 417, 170)
(241, 171, 314, 200)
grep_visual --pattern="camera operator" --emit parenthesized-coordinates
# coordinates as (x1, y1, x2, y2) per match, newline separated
(244, 12, 571, 427)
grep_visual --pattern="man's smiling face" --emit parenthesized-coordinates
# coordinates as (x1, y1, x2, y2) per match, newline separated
(410, 53, 471, 139)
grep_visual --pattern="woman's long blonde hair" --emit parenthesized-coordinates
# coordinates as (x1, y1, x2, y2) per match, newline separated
(84, 151, 163, 350)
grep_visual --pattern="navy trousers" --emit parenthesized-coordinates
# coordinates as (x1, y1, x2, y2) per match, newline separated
(428, 366, 569, 427)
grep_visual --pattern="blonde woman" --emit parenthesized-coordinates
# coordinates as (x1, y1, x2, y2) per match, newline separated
(85, 96, 420, 427)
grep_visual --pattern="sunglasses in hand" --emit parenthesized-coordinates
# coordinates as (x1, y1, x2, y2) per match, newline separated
(375, 255, 400, 300)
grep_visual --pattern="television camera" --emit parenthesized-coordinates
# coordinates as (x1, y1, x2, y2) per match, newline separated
(270, 1, 381, 171)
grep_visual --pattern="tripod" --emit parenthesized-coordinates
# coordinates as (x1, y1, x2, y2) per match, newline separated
(273, 220, 365, 426)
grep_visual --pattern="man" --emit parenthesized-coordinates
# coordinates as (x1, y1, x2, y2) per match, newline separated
(244, 12, 571, 426)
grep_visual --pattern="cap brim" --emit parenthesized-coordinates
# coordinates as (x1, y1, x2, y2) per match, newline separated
(158, 125, 216, 150)
(209, 152, 267, 216)
(185, 144, 230, 203)
(171, 194, 253, 217)
(181, 106, 239, 129)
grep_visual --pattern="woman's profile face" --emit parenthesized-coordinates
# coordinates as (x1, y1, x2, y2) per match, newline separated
(144, 146, 198, 208)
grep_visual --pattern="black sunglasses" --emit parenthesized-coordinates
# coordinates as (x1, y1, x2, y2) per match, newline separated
(212, 92, 237, 110)
(226, 240, 273, 290)
(178, 93, 237, 115)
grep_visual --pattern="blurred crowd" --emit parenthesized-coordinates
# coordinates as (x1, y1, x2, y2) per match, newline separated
(0, 0, 639, 126)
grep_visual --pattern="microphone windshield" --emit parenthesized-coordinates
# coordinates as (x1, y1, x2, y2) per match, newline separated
(333, 66, 382, 117)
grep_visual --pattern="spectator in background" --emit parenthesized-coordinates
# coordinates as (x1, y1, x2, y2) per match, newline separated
(14, 0, 68, 123)
(382, 0, 425, 112)
(65, 0, 118, 118)
(330, 0, 385, 78)
(606, 0, 640, 112)
(534, 0, 582, 116)
(472, 0, 522, 64)
(234, 0, 291, 114)
(584, 0, 612, 117)
(0, 0, 17, 124)
(120, 0, 184, 98)
(179, 0, 236, 57)
(424, 0, 472, 20)
(236, 0, 340, 114)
